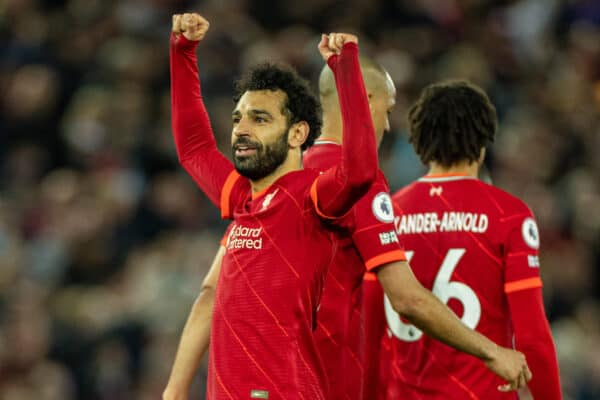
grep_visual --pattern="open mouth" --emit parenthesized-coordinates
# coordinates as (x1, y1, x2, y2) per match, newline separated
(235, 146, 257, 157)
(233, 141, 259, 158)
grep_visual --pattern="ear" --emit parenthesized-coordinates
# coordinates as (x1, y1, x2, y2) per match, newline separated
(478, 147, 486, 164)
(367, 92, 374, 110)
(288, 121, 310, 149)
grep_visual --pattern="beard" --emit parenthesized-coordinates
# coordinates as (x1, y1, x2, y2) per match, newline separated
(232, 129, 289, 181)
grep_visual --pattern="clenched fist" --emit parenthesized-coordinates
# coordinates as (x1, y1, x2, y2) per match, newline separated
(172, 13, 209, 42)
(318, 33, 358, 61)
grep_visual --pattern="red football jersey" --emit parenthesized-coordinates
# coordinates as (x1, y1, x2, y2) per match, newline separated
(361, 272, 387, 400)
(382, 174, 544, 400)
(213, 169, 334, 399)
(304, 141, 406, 400)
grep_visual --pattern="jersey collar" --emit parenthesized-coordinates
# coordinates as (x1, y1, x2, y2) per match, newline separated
(313, 137, 340, 146)
(418, 173, 477, 182)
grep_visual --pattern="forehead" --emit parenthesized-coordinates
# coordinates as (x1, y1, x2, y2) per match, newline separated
(234, 89, 287, 115)
(380, 72, 396, 105)
(366, 70, 396, 106)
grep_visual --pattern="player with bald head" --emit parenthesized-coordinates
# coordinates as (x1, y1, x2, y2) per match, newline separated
(317, 56, 396, 148)
(303, 57, 403, 400)
(164, 56, 533, 400)
(313, 59, 399, 399)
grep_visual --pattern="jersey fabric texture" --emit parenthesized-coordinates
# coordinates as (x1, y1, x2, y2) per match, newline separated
(380, 174, 560, 400)
(216, 169, 335, 399)
(303, 141, 406, 400)
(170, 33, 378, 399)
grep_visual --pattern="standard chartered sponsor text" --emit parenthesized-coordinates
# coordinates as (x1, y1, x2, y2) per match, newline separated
(227, 225, 263, 250)
(395, 212, 489, 235)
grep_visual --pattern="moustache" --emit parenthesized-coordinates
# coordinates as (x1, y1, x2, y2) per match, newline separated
(232, 137, 261, 150)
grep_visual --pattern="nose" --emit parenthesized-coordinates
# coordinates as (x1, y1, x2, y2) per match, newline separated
(233, 117, 251, 138)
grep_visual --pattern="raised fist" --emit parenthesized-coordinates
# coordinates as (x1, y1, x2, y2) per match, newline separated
(318, 33, 358, 61)
(172, 13, 209, 42)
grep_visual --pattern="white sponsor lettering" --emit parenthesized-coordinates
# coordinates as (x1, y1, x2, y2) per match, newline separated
(379, 230, 399, 245)
(394, 212, 488, 234)
(226, 224, 263, 250)
(528, 255, 540, 268)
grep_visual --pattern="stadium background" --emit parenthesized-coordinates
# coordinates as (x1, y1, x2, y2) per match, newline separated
(1, 0, 599, 398)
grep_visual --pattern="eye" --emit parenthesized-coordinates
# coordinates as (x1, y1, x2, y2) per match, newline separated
(255, 116, 266, 123)
(232, 116, 241, 124)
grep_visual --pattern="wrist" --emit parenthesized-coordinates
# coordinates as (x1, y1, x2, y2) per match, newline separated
(480, 340, 499, 363)
(327, 54, 338, 70)
(342, 42, 358, 53)
(171, 33, 199, 51)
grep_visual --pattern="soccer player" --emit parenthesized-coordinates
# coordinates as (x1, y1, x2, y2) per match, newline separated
(382, 80, 562, 399)
(304, 58, 407, 400)
(169, 11, 379, 399)
(165, 30, 534, 397)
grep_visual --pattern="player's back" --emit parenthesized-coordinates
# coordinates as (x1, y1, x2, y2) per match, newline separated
(383, 174, 535, 399)
(304, 141, 404, 400)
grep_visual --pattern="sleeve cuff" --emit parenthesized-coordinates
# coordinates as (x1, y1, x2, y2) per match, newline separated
(364, 250, 407, 272)
(504, 277, 543, 293)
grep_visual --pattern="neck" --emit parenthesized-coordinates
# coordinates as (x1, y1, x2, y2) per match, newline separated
(428, 160, 479, 178)
(250, 150, 302, 194)
(320, 111, 343, 144)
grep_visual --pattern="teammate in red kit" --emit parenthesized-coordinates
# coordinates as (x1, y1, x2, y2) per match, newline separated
(167, 11, 379, 399)
(305, 58, 406, 400)
(382, 80, 562, 399)
(165, 28, 535, 398)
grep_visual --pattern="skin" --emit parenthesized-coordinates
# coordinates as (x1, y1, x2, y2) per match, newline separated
(164, 14, 531, 400)
(319, 59, 396, 147)
(230, 89, 308, 193)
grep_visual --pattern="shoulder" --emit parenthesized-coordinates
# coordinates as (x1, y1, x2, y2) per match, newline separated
(345, 171, 392, 215)
(477, 183, 540, 248)
(303, 142, 341, 171)
(480, 181, 534, 217)
(284, 169, 322, 191)
(391, 181, 421, 204)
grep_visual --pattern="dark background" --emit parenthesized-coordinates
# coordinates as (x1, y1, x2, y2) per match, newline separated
(1, 0, 599, 398)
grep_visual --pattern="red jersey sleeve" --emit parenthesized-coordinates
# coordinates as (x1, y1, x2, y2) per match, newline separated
(503, 211, 543, 292)
(503, 210, 562, 399)
(508, 288, 562, 399)
(310, 42, 378, 219)
(342, 177, 406, 272)
(170, 33, 248, 218)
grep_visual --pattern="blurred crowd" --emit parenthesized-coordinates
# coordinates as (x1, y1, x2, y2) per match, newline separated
(1, 0, 599, 399)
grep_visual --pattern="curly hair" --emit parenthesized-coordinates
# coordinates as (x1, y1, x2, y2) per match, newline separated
(408, 80, 497, 168)
(234, 63, 322, 150)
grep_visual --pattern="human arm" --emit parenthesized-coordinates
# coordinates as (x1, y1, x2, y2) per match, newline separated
(507, 288, 562, 399)
(311, 33, 378, 218)
(163, 245, 225, 400)
(377, 261, 532, 391)
(170, 13, 240, 209)
(503, 212, 562, 399)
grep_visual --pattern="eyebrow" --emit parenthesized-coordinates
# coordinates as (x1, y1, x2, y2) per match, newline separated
(232, 109, 274, 118)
